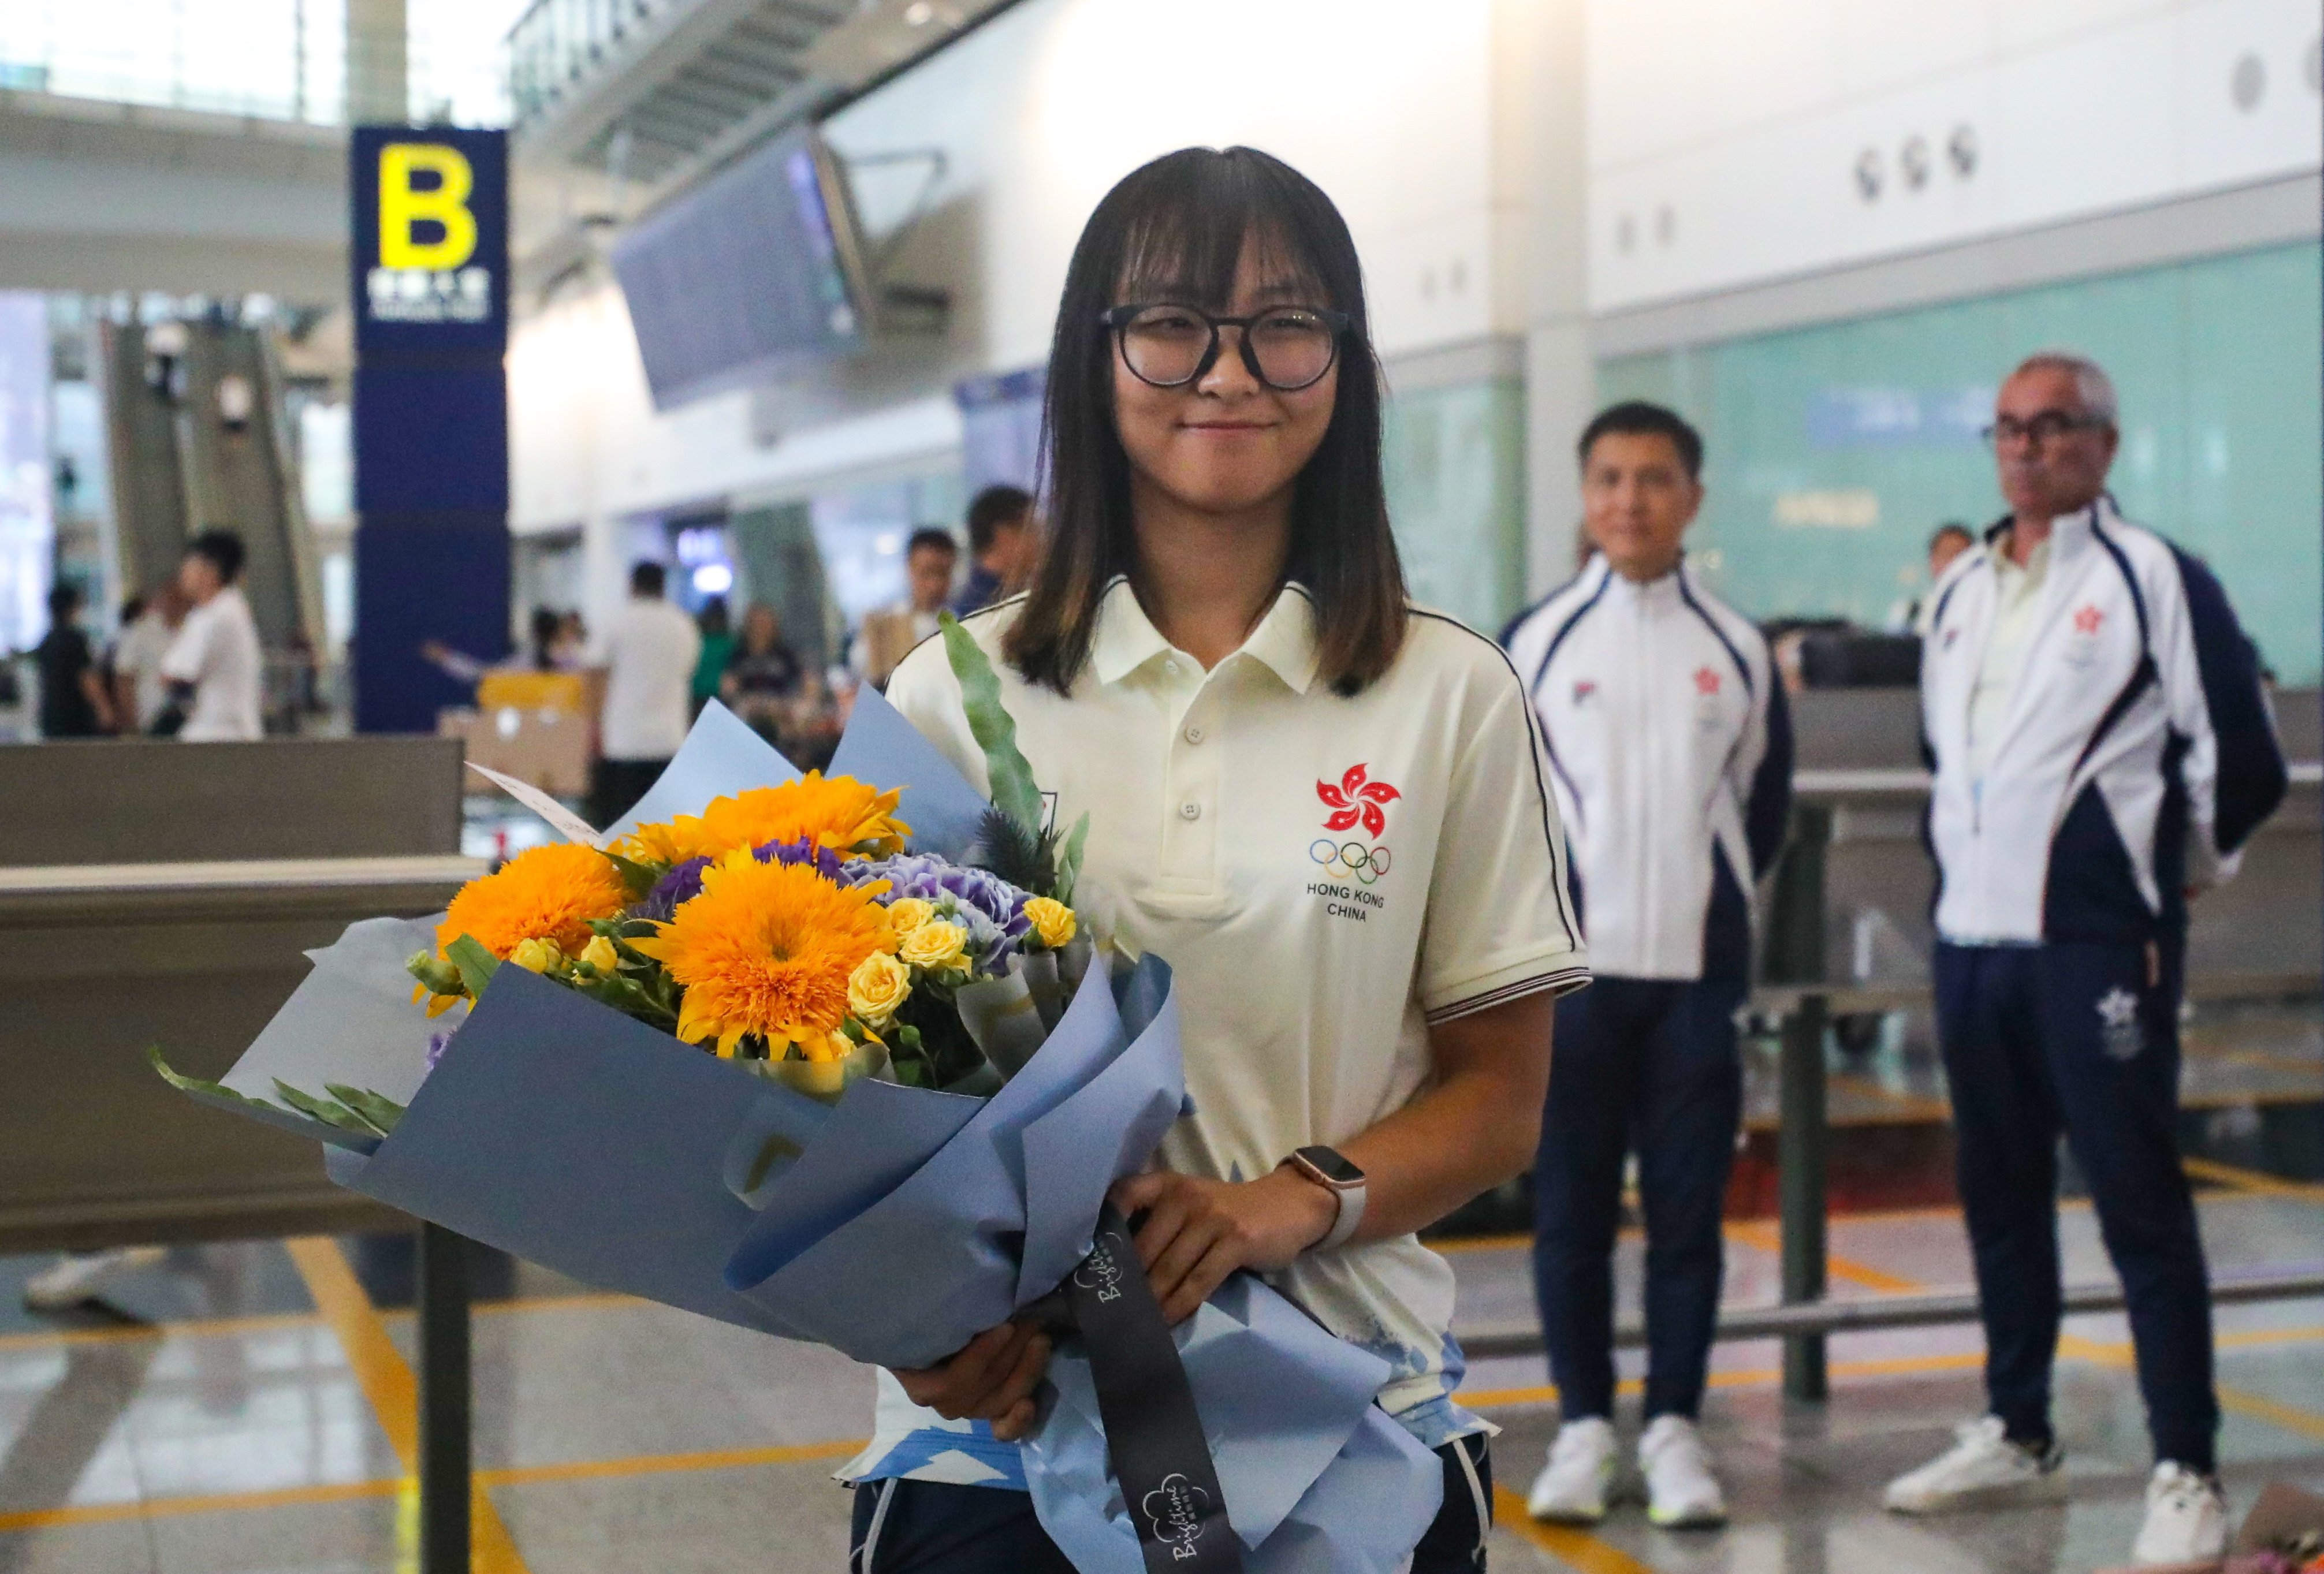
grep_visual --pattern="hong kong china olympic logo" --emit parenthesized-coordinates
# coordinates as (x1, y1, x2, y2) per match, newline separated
(1314, 763, 1400, 884)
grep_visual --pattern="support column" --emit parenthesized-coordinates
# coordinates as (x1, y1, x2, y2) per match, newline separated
(346, 0, 408, 125)
(1492, 0, 1592, 598)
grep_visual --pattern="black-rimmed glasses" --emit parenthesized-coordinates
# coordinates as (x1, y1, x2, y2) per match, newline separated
(1981, 411, 2111, 447)
(1100, 303, 1351, 392)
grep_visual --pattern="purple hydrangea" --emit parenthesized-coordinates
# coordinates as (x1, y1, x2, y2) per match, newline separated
(838, 852, 1035, 969)
(632, 856, 711, 923)
(629, 838, 847, 923)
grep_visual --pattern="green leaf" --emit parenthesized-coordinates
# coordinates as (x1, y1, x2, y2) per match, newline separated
(601, 851, 662, 900)
(445, 934, 501, 999)
(1056, 812, 1090, 907)
(150, 1047, 277, 1113)
(325, 1084, 408, 1137)
(742, 1133, 804, 1192)
(939, 612, 1044, 837)
(272, 1080, 379, 1136)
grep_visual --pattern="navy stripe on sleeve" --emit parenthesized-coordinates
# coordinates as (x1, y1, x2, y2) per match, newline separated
(1746, 673, 1794, 878)
(2169, 545, 2286, 853)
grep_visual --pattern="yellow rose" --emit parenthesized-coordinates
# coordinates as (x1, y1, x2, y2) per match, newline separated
(1022, 897, 1077, 950)
(897, 919, 970, 974)
(578, 935, 620, 975)
(792, 1028, 854, 1064)
(509, 937, 563, 974)
(848, 950, 913, 1027)
(883, 897, 936, 937)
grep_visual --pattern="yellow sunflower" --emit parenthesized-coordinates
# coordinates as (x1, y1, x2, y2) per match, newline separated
(435, 842, 630, 963)
(609, 775, 910, 866)
(627, 850, 895, 1057)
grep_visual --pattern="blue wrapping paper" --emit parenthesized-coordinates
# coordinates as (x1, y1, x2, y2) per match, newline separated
(186, 691, 1442, 1568)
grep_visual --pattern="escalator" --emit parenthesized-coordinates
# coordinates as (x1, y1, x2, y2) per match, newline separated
(98, 315, 325, 726)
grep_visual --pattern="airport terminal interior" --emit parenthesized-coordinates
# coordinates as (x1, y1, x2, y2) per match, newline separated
(0, 1, 2319, 1571)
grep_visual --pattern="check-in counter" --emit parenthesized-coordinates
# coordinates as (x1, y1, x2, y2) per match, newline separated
(0, 739, 482, 1252)
(1781, 688, 2323, 987)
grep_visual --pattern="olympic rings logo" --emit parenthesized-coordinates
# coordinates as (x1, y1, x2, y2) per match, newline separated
(1309, 840, 1392, 884)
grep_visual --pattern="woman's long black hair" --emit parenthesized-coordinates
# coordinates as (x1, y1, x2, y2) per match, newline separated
(1003, 146, 1407, 696)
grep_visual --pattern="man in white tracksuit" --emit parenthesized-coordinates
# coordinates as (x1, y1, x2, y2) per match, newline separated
(1883, 353, 2284, 1565)
(1504, 403, 1792, 1530)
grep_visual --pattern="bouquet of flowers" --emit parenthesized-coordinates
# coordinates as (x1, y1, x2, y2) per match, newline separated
(154, 626, 1442, 1574)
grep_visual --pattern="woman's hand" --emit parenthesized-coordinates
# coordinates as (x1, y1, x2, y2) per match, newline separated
(889, 1321, 1052, 1442)
(1107, 1168, 1338, 1325)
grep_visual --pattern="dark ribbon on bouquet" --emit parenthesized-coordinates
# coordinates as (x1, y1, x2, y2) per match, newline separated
(1049, 1202, 1245, 1573)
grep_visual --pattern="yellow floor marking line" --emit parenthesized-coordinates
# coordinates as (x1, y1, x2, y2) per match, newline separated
(2214, 1384, 2324, 1441)
(0, 1309, 329, 1355)
(1491, 1483, 1657, 1573)
(285, 1237, 530, 1574)
(0, 1480, 404, 1535)
(2059, 1327, 2324, 1441)
(479, 1438, 863, 1487)
(2181, 1155, 2324, 1202)
(1722, 1221, 1927, 1294)
(0, 1285, 665, 1358)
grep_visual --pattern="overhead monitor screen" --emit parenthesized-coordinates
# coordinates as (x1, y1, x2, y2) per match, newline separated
(612, 126, 869, 410)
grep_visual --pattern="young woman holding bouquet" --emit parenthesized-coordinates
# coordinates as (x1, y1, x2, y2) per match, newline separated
(864, 146, 1589, 1572)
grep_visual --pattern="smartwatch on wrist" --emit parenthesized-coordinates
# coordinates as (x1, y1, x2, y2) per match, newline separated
(1282, 1145, 1367, 1251)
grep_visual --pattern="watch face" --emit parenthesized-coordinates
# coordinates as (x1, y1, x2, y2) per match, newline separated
(1297, 1145, 1364, 1185)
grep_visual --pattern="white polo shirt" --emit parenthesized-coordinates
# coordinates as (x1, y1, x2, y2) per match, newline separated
(593, 595, 702, 761)
(856, 579, 1587, 1485)
(159, 585, 263, 741)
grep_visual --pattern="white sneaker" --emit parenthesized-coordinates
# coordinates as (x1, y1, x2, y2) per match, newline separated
(1638, 1414, 1727, 1528)
(22, 1248, 168, 1311)
(2131, 1463, 2227, 1565)
(1883, 1415, 2065, 1514)
(1528, 1416, 1618, 1523)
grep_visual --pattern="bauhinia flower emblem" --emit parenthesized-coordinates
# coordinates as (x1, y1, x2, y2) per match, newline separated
(1317, 763, 1401, 838)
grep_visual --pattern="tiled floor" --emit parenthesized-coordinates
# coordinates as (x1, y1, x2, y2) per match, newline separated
(0, 1013, 2315, 1573)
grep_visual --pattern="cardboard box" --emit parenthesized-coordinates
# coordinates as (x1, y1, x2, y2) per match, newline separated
(438, 705, 593, 800)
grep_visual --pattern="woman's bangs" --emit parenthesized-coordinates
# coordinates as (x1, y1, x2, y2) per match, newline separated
(1113, 180, 1330, 310)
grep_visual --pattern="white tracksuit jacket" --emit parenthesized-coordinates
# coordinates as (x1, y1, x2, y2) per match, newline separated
(1920, 498, 2285, 946)
(1503, 557, 1793, 982)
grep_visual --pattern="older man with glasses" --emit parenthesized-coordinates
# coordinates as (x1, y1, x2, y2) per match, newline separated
(1883, 352, 2285, 1564)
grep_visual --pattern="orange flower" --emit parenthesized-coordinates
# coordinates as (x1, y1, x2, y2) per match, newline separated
(435, 842, 629, 963)
(611, 774, 910, 866)
(627, 851, 895, 1057)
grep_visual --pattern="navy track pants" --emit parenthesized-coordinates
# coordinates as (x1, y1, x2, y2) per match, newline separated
(1530, 974, 1745, 1423)
(1933, 939, 2217, 1471)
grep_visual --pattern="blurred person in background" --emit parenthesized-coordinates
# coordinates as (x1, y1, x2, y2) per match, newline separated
(1502, 401, 1792, 1531)
(588, 561, 700, 827)
(954, 484, 1037, 614)
(852, 527, 957, 688)
(722, 601, 837, 766)
(1883, 353, 2284, 1565)
(1895, 522, 1977, 635)
(35, 582, 113, 738)
(721, 601, 803, 715)
(158, 530, 261, 741)
(691, 595, 735, 715)
(423, 607, 579, 687)
(111, 584, 188, 733)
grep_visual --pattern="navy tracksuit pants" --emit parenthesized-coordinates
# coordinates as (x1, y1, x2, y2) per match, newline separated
(1530, 975, 1744, 1422)
(1934, 940, 2217, 1471)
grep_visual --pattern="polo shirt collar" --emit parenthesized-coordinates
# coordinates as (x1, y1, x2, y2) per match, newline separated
(1087, 576, 1320, 694)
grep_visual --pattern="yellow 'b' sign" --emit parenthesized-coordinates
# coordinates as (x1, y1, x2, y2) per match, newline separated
(379, 143, 477, 270)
